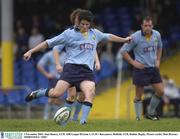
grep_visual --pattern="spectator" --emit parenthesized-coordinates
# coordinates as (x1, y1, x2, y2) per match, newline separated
(28, 27, 44, 50)
(15, 27, 29, 60)
(28, 27, 44, 62)
(163, 79, 180, 117)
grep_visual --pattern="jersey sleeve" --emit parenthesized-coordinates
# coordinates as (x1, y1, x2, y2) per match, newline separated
(46, 30, 68, 48)
(94, 29, 110, 43)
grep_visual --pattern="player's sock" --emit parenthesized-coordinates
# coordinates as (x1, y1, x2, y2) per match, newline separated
(64, 99, 74, 109)
(80, 101, 92, 124)
(36, 88, 49, 98)
(148, 95, 161, 115)
(134, 99, 142, 119)
(73, 100, 83, 121)
(25, 88, 50, 102)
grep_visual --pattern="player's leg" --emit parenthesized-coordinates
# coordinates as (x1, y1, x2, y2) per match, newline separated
(25, 80, 71, 102)
(64, 87, 76, 108)
(145, 67, 164, 120)
(132, 68, 147, 120)
(72, 92, 85, 121)
(134, 85, 144, 120)
(146, 82, 164, 120)
(79, 80, 95, 125)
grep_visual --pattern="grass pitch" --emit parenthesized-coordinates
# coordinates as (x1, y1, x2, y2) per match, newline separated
(0, 118, 180, 131)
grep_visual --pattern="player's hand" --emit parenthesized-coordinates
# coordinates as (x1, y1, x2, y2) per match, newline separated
(56, 64, 63, 73)
(23, 51, 32, 61)
(95, 62, 101, 71)
(155, 60, 160, 69)
(124, 36, 132, 43)
(132, 61, 145, 69)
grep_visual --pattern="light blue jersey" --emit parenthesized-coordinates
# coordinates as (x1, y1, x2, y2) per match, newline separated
(120, 30, 163, 67)
(46, 27, 110, 70)
(38, 51, 66, 79)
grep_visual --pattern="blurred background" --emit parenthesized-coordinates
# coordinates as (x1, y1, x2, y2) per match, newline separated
(0, 0, 180, 120)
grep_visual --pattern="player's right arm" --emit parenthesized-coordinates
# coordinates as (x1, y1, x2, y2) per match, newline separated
(121, 52, 145, 69)
(120, 34, 145, 69)
(24, 41, 48, 61)
(24, 29, 69, 61)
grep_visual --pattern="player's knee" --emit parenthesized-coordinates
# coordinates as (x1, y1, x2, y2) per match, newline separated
(88, 88, 95, 98)
(52, 94, 60, 98)
(49, 91, 63, 98)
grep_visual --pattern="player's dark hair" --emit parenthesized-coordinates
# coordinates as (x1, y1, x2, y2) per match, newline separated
(78, 10, 94, 23)
(142, 16, 152, 23)
(70, 8, 84, 24)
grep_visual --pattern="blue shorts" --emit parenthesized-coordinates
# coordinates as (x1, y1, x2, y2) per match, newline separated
(60, 63, 95, 91)
(133, 67, 162, 86)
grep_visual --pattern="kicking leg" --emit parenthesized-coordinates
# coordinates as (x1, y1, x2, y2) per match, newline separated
(25, 80, 70, 102)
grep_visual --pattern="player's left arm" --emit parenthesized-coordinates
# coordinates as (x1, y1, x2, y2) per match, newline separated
(94, 28, 132, 44)
(156, 48, 162, 68)
(109, 34, 132, 43)
(94, 51, 101, 71)
(155, 32, 163, 68)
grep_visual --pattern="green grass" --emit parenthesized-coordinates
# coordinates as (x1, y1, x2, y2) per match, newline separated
(0, 119, 180, 131)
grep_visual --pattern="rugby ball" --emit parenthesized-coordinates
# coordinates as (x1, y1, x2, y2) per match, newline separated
(53, 106, 71, 125)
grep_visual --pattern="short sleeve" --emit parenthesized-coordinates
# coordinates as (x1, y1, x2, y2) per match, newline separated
(94, 29, 110, 43)
(46, 30, 68, 48)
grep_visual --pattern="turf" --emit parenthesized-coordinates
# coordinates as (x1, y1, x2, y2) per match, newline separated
(0, 118, 180, 131)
